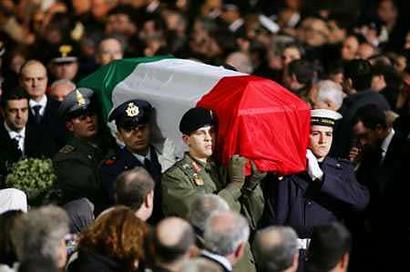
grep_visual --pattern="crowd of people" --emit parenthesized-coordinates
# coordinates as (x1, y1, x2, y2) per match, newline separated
(1, 0, 410, 271)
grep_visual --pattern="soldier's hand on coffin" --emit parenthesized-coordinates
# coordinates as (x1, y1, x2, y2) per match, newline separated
(228, 155, 246, 184)
(306, 149, 323, 181)
(243, 161, 267, 192)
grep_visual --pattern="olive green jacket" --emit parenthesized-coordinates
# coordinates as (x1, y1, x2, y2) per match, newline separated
(161, 153, 265, 229)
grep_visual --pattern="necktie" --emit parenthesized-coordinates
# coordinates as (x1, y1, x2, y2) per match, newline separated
(13, 134, 23, 154)
(144, 157, 153, 173)
(32, 105, 42, 123)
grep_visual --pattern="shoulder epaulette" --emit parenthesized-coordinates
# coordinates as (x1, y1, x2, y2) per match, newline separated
(59, 145, 75, 154)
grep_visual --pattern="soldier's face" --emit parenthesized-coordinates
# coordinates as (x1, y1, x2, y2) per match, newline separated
(309, 125, 333, 160)
(117, 124, 151, 155)
(2, 99, 29, 131)
(67, 113, 98, 140)
(184, 125, 214, 161)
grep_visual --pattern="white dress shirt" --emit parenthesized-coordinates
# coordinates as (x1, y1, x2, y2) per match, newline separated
(4, 121, 26, 154)
(380, 128, 395, 163)
(29, 95, 47, 116)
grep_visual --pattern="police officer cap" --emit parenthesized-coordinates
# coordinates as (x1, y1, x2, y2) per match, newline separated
(109, 99, 153, 129)
(311, 109, 342, 127)
(179, 107, 214, 135)
(59, 87, 94, 120)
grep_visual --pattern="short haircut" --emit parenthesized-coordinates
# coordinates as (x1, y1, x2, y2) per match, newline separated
(10, 206, 69, 265)
(328, 12, 352, 31)
(344, 59, 372, 91)
(288, 59, 315, 86)
(115, 167, 155, 210)
(1, 87, 29, 109)
(306, 222, 352, 272)
(316, 80, 344, 109)
(203, 211, 249, 256)
(353, 104, 387, 129)
(189, 194, 230, 232)
(253, 226, 299, 272)
(153, 217, 195, 264)
(50, 79, 76, 90)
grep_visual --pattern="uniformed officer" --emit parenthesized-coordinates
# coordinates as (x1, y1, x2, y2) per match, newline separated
(162, 107, 266, 272)
(53, 87, 116, 213)
(272, 109, 369, 252)
(100, 99, 174, 222)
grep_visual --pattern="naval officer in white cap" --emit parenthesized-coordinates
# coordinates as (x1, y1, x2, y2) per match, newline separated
(272, 109, 369, 261)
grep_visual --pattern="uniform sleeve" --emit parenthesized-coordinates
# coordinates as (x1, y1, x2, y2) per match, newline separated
(217, 183, 242, 213)
(161, 167, 203, 219)
(320, 162, 370, 211)
(275, 178, 291, 225)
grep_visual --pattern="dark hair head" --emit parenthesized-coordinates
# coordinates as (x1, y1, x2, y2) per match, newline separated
(115, 167, 155, 210)
(1, 87, 29, 109)
(0, 210, 24, 267)
(344, 59, 372, 91)
(353, 104, 387, 130)
(371, 63, 402, 89)
(328, 12, 353, 31)
(306, 222, 352, 272)
(288, 59, 315, 86)
(18, 257, 59, 272)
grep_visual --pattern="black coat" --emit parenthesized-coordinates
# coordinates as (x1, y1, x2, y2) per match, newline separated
(333, 90, 390, 158)
(0, 122, 51, 186)
(272, 157, 369, 238)
(100, 146, 163, 222)
(27, 96, 67, 156)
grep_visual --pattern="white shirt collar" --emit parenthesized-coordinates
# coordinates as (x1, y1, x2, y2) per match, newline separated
(201, 250, 232, 271)
(4, 121, 25, 153)
(132, 147, 152, 165)
(29, 95, 47, 116)
(381, 128, 395, 160)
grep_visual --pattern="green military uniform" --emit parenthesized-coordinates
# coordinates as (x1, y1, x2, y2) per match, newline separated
(162, 153, 264, 272)
(53, 136, 108, 211)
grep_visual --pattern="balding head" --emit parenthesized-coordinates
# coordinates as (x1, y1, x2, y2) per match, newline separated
(189, 194, 230, 232)
(153, 217, 195, 266)
(115, 167, 155, 221)
(253, 226, 299, 272)
(19, 60, 48, 101)
(204, 211, 249, 259)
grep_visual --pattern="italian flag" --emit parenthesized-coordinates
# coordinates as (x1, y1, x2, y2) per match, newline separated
(78, 56, 310, 175)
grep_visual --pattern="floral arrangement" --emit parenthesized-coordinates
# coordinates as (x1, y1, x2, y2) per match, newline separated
(5, 158, 57, 203)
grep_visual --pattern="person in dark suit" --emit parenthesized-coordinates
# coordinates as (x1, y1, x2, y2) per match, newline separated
(148, 217, 196, 272)
(100, 99, 166, 223)
(0, 88, 50, 185)
(269, 109, 369, 270)
(19, 59, 67, 156)
(200, 211, 250, 272)
(350, 104, 410, 271)
(332, 59, 390, 158)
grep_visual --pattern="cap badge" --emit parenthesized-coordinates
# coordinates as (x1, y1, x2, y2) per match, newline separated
(59, 45, 73, 57)
(126, 102, 139, 117)
(76, 90, 86, 106)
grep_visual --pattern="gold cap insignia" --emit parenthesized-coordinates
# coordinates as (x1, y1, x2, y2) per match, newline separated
(59, 45, 73, 57)
(125, 102, 139, 117)
(76, 90, 86, 106)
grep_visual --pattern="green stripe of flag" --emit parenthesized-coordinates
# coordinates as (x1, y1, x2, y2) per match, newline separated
(78, 55, 173, 120)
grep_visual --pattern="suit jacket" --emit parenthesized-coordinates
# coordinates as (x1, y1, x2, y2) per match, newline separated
(333, 90, 390, 158)
(27, 95, 67, 156)
(100, 146, 163, 222)
(0, 122, 51, 186)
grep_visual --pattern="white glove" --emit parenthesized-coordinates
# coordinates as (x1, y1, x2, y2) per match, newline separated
(306, 149, 323, 181)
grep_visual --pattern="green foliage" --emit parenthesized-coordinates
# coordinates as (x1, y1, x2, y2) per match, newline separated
(5, 158, 56, 202)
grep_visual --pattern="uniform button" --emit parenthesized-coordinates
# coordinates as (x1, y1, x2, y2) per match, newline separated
(124, 166, 129, 170)
(307, 201, 312, 205)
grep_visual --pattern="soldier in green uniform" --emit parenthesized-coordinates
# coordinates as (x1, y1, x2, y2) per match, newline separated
(162, 107, 265, 272)
(53, 88, 116, 213)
